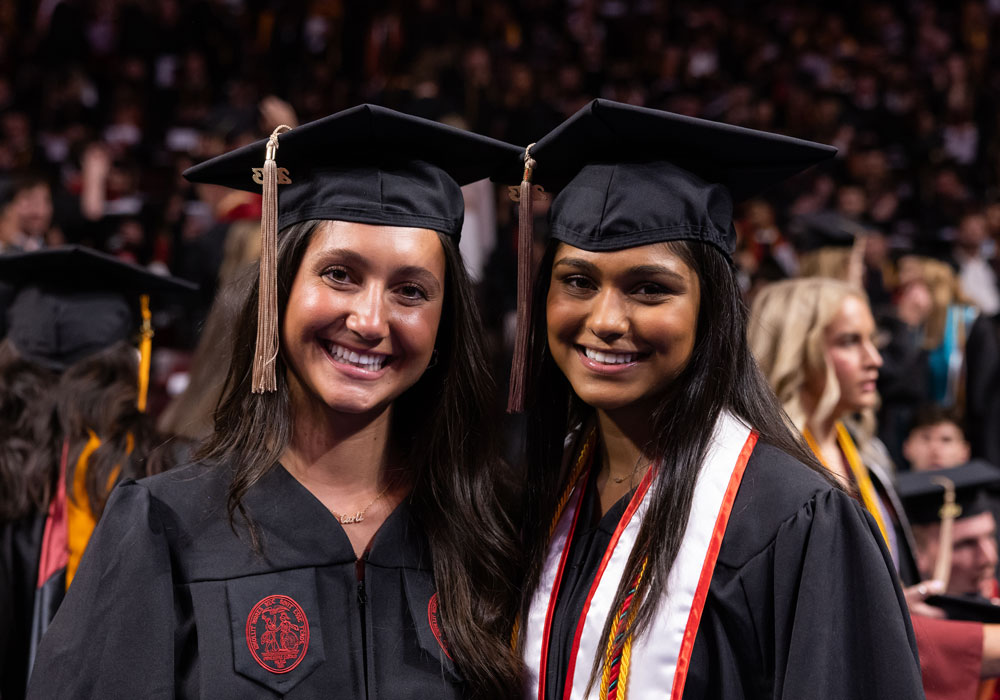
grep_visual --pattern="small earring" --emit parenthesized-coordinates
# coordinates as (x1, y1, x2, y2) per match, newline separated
(427, 349, 439, 369)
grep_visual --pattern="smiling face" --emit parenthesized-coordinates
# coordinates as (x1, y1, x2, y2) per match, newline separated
(545, 241, 700, 420)
(821, 294, 883, 415)
(282, 220, 446, 419)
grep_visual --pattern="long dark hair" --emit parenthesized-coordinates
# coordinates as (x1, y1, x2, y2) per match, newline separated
(200, 220, 522, 698)
(0, 340, 59, 521)
(520, 239, 831, 685)
(57, 340, 173, 518)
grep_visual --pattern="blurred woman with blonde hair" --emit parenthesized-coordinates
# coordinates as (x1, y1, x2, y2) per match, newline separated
(750, 276, 1000, 699)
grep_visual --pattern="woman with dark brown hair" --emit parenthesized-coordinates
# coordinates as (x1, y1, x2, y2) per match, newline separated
(28, 106, 524, 699)
(0, 246, 192, 700)
(509, 100, 923, 699)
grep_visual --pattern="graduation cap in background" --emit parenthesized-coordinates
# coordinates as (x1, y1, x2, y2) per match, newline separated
(0, 245, 196, 411)
(896, 461, 1000, 527)
(499, 98, 837, 411)
(789, 210, 873, 252)
(184, 103, 522, 393)
(896, 461, 1000, 620)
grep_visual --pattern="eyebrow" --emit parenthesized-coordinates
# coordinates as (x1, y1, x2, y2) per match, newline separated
(316, 249, 442, 293)
(552, 257, 688, 284)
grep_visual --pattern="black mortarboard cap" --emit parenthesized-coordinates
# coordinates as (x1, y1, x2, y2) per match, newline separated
(499, 99, 835, 412)
(183, 103, 521, 240)
(896, 461, 1000, 526)
(184, 103, 521, 394)
(0, 246, 196, 372)
(790, 211, 872, 252)
(510, 98, 837, 257)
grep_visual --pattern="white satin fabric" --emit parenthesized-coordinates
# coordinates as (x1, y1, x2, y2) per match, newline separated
(524, 411, 753, 700)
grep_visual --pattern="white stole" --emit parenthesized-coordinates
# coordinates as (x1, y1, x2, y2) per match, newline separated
(523, 411, 756, 700)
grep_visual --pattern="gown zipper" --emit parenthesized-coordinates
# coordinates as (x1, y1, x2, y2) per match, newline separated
(356, 557, 370, 700)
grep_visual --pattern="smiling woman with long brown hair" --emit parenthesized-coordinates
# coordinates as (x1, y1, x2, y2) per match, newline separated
(509, 100, 923, 700)
(28, 106, 523, 699)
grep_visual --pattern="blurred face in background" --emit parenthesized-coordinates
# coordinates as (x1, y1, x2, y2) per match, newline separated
(13, 183, 52, 239)
(916, 512, 999, 597)
(823, 295, 883, 415)
(903, 421, 970, 471)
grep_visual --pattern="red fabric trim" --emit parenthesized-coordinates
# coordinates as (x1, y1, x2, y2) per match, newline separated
(36, 440, 70, 589)
(561, 465, 657, 700)
(670, 430, 757, 700)
(538, 474, 589, 700)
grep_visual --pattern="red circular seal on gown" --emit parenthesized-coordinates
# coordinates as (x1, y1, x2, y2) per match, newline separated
(427, 592, 451, 658)
(245, 595, 310, 674)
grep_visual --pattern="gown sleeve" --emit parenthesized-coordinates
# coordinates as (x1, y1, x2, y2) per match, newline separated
(768, 488, 924, 700)
(26, 480, 176, 700)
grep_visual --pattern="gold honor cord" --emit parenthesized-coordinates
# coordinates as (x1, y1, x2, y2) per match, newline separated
(65, 430, 127, 587)
(137, 294, 153, 412)
(803, 423, 890, 549)
(930, 475, 959, 590)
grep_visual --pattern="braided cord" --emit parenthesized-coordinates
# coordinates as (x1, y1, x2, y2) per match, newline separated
(599, 558, 648, 700)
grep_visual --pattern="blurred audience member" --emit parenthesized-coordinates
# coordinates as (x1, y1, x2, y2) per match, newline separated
(903, 404, 972, 472)
(954, 210, 1000, 316)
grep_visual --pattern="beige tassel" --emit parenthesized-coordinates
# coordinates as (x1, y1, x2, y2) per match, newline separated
(252, 124, 292, 393)
(506, 144, 536, 413)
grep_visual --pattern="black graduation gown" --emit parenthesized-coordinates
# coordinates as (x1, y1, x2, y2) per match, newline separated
(27, 462, 464, 699)
(544, 442, 925, 700)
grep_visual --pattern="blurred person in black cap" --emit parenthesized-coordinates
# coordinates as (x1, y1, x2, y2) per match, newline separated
(506, 99, 922, 699)
(897, 462, 1000, 606)
(0, 246, 194, 700)
(28, 105, 524, 699)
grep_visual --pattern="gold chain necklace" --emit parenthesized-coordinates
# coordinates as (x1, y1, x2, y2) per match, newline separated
(331, 486, 389, 525)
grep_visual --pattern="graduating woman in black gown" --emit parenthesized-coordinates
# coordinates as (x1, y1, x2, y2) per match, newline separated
(506, 100, 924, 699)
(28, 106, 523, 699)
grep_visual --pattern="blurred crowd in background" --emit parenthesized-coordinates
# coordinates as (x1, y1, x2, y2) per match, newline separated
(1, 0, 1000, 471)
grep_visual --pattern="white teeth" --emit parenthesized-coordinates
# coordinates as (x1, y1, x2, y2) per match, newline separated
(325, 342, 387, 371)
(583, 348, 636, 365)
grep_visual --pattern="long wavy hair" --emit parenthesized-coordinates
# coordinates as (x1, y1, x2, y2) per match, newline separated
(0, 340, 59, 521)
(520, 239, 829, 687)
(57, 340, 174, 518)
(748, 277, 875, 438)
(199, 219, 522, 698)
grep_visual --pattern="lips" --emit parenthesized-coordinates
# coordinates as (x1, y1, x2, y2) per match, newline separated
(321, 340, 392, 371)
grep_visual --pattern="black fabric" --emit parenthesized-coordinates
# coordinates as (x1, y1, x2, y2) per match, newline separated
(500, 99, 835, 256)
(548, 160, 738, 257)
(183, 104, 522, 239)
(27, 463, 464, 699)
(0, 246, 196, 370)
(789, 210, 870, 252)
(895, 461, 1000, 526)
(543, 442, 924, 700)
(966, 312, 1000, 466)
(0, 513, 45, 700)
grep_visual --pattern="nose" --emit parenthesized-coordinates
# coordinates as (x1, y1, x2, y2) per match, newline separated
(980, 536, 999, 568)
(345, 284, 389, 340)
(864, 339, 883, 369)
(587, 289, 629, 342)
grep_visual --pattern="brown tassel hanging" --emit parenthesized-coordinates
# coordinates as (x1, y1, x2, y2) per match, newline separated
(252, 124, 292, 393)
(507, 143, 537, 413)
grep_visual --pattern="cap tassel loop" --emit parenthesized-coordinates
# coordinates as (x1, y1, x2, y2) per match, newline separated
(507, 143, 537, 413)
(137, 294, 153, 412)
(252, 124, 293, 394)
